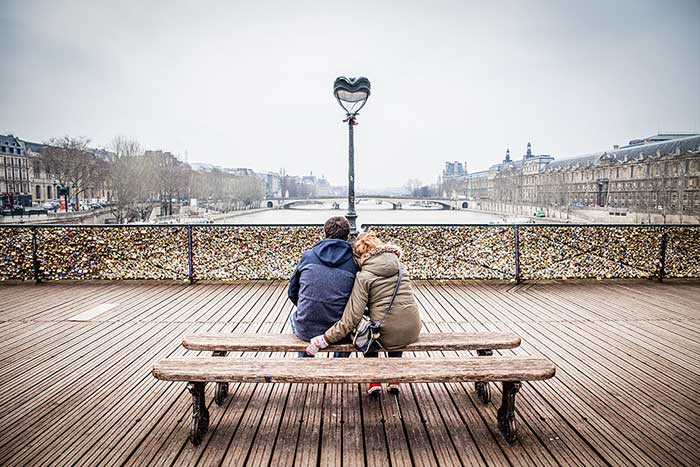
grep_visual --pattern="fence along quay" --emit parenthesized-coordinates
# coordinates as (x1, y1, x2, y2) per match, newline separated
(0, 223, 698, 282)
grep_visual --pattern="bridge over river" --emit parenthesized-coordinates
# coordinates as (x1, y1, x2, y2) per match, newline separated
(265, 196, 469, 210)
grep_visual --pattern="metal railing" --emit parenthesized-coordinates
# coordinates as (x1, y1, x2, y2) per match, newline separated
(363, 224, 700, 281)
(0, 224, 323, 282)
(0, 223, 698, 282)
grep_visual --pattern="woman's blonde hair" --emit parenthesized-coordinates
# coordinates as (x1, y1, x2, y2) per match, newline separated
(354, 231, 384, 257)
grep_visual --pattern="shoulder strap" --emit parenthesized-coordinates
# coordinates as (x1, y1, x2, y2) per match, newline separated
(378, 268, 403, 326)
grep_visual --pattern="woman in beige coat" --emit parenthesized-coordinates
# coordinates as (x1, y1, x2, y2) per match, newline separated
(305, 232, 422, 395)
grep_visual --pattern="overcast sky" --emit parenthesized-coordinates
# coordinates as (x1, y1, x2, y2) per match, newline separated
(1, 0, 699, 189)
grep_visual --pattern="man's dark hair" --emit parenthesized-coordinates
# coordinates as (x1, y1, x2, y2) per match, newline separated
(324, 216, 350, 240)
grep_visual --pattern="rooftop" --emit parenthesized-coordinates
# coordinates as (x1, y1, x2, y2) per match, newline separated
(468, 134, 700, 176)
(0, 280, 698, 465)
(627, 133, 699, 147)
(546, 134, 700, 171)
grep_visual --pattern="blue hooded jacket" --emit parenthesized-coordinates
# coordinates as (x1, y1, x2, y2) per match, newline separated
(288, 238, 359, 340)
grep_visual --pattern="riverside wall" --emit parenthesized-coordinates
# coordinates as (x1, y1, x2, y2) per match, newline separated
(475, 200, 699, 224)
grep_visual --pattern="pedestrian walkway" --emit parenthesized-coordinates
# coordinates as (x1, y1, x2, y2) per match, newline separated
(0, 280, 698, 466)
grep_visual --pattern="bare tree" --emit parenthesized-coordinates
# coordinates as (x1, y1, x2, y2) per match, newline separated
(191, 170, 217, 208)
(233, 175, 265, 209)
(147, 150, 188, 216)
(677, 157, 689, 224)
(42, 136, 107, 210)
(108, 136, 143, 223)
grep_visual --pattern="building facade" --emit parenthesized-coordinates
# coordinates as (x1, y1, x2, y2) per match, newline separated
(0, 134, 31, 196)
(24, 141, 57, 203)
(464, 135, 700, 221)
(25, 141, 111, 204)
(443, 161, 466, 178)
(256, 171, 282, 198)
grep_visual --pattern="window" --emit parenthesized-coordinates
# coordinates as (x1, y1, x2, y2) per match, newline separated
(47, 186, 52, 198)
(35, 185, 41, 199)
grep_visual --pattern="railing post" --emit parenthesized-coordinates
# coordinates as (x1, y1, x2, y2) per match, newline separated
(187, 225, 194, 285)
(658, 226, 668, 283)
(31, 227, 41, 284)
(514, 225, 521, 284)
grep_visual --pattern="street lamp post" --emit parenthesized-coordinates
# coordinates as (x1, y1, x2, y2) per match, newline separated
(333, 76, 370, 235)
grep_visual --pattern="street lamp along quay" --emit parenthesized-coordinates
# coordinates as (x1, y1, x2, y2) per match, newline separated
(333, 76, 370, 236)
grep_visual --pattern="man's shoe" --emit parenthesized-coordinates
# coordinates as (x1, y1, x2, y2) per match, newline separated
(367, 383, 382, 395)
(387, 383, 400, 395)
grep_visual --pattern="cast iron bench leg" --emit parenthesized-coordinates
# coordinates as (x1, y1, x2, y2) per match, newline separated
(187, 382, 209, 445)
(212, 351, 229, 406)
(497, 381, 522, 443)
(474, 349, 493, 403)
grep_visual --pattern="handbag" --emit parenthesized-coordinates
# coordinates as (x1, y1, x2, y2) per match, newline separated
(352, 268, 403, 353)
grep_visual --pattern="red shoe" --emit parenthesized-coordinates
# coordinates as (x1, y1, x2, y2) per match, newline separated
(367, 383, 382, 395)
(388, 383, 400, 395)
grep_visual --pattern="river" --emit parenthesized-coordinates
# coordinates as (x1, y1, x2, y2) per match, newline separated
(215, 201, 506, 225)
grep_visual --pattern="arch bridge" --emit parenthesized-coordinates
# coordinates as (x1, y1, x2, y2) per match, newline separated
(265, 196, 467, 210)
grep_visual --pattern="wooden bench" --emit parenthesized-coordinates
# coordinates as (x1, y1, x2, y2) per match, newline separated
(182, 332, 522, 405)
(152, 356, 556, 445)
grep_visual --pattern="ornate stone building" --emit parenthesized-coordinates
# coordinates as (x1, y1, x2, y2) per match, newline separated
(0, 134, 31, 196)
(24, 140, 57, 203)
(23, 140, 112, 204)
(465, 134, 700, 222)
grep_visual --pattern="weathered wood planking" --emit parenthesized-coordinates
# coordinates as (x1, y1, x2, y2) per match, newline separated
(182, 331, 521, 352)
(0, 280, 698, 467)
(153, 357, 556, 383)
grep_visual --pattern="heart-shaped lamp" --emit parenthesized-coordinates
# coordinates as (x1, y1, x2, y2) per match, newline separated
(333, 76, 371, 115)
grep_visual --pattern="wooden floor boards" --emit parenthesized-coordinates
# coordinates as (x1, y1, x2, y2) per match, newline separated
(0, 280, 698, 466)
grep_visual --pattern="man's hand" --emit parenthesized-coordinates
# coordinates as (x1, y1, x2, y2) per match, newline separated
(305, 335, 329, 356)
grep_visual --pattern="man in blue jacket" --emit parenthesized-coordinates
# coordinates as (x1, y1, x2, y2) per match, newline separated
(288, 216, 358, 357)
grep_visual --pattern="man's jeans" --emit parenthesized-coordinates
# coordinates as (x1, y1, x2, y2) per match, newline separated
(290, 315, 350, 358)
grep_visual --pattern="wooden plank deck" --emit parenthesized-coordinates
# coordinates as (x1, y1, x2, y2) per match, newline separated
(0, 280, 698, 466)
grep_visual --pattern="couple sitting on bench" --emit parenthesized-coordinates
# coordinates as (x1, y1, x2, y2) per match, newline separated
(288, 216, 421, 396)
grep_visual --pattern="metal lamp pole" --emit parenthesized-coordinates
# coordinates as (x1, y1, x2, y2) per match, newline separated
(346, 114, 357, 234)
(333, 76, 370, 237)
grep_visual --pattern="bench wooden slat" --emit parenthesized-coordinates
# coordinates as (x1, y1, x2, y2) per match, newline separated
(181, 332, 521, 352)
(152, 357, 555, 383)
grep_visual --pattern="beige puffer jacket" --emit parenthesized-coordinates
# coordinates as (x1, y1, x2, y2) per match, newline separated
(324, 246, 421, 350)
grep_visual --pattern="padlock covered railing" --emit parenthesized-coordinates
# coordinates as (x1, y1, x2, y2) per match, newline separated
(0, 224, 698, 282)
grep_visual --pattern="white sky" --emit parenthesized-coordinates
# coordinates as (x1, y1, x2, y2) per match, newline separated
(1, 0, 699, 189)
